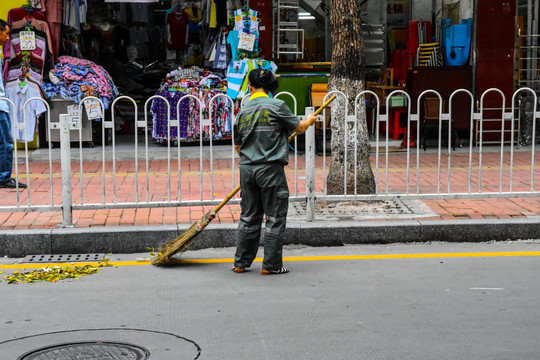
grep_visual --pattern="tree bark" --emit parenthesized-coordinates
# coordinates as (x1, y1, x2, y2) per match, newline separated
(326, 0, 376, 195)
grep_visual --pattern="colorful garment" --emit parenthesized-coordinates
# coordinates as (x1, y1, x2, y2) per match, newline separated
(150, 69, 231, 142)
(226, 60, 247, 99)
(233, 8, 258, 33)
(226, 30, 239, 61)
(10, 18, 57, 58)
(214, 32, 228, 69)
(238, 59, 256, 97)
(43, 56, 118, 109)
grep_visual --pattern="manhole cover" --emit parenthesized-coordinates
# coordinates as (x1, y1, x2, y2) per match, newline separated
(0, 329, 200, 359)
(19, 341, 149, 360)
(22, 254, 106, 263)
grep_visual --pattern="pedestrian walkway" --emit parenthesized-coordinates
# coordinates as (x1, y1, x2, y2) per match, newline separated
(0, 148, 538, 230)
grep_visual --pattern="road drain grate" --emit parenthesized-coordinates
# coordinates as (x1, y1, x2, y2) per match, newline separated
(21, 254, 106, 264)
(19, 341, 150, 360)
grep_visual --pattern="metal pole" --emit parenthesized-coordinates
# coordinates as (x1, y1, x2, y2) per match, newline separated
(305, 120, 316, 222)
(59, 114, 73, 227)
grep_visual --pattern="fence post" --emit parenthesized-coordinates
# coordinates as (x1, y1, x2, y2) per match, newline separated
(59, 114, 73, 227)
(305, 107, 316, 222)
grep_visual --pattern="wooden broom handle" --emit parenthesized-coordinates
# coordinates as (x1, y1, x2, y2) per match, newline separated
(216, 94, 337, 213)
(288, 95, 336, 142)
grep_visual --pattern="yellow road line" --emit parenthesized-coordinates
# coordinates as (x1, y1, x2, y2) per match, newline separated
(1, 251, 540, 270)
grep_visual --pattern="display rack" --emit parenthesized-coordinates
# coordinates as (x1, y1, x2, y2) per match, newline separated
(362, 23, 386, 68)
(515, 0, 540, 93)
(273, 0, 304, 60)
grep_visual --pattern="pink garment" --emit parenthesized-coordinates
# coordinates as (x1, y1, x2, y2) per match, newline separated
(61, 70, 84, 82)
(10, 18, 57, 58)
(45, 0, 62, 55)
(10, 38, 47, 61)
(45, 0, 63, 23)
(7, 68, 43, 83)
(56, 56, 114, 98)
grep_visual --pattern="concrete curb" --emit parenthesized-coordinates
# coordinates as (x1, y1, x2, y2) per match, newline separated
(1, 217, 539, 257)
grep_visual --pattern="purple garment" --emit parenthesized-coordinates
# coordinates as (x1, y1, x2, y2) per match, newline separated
(7, 68, 43, 84)
(150, 89, 191, 140)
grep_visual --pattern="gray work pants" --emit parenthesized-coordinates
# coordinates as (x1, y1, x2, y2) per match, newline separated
(234, 162, 289, 270)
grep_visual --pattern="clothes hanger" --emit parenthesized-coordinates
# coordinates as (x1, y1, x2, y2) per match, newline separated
(23, 0, 34, 13)
(19, 74, 28, 87)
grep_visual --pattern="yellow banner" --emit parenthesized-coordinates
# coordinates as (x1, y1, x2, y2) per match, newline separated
(0, 0, 27, 21)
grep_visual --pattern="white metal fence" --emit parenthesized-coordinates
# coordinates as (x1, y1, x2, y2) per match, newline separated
(0, 87, 538, 225)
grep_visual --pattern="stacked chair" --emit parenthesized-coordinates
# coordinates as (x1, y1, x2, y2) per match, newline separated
(416, 43, 443, 67)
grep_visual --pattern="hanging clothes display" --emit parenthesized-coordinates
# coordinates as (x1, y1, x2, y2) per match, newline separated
(213, 31, 228, 69)
(225, 58, 277, 99)
(214, 0, 228, 28)
(231, 5, 261, 57)
(4, 4, 55, 142)
(5, 6, 57, 65)
(9, 18, 57, 61)
(43, 56, 119, 109)
(5, 82, 47, 142)
(220, 6, 278, 100)
(150, 67, 231, 142)
(44, 0, 63, 56)
(183, 3, 202, 44)
(63, 0, 82, 33)
(166, 5, 189, 50)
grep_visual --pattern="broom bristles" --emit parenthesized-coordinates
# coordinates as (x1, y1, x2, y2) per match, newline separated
(151, 210, 214, 266)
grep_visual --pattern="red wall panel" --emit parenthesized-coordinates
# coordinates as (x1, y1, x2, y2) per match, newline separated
(249, 0, 273, 60)
(475, 0, 516, 101)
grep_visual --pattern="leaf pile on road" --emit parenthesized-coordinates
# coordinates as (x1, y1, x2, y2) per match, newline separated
(0, 259, 114, 284)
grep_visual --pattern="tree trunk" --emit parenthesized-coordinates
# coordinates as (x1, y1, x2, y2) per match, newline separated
(326, 0, 376, 195)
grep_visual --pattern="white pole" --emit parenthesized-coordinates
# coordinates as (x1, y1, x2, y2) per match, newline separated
(59, 114, 73, 227)
(305, 108, 316, 222)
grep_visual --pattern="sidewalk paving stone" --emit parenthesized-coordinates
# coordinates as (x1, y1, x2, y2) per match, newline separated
(0, 150, 538, 231)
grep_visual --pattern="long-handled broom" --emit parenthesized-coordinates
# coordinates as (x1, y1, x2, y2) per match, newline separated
(151, 95, 337, 266)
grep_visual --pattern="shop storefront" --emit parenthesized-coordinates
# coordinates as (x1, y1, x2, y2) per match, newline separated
(1, 0, 281, 147)
(1, 0, 538, 148)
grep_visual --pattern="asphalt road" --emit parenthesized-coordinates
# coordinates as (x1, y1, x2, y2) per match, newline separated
(1, 241, 540, 359)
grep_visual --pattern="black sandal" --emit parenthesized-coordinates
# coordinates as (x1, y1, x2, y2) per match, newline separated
(261, 267, 289, 275)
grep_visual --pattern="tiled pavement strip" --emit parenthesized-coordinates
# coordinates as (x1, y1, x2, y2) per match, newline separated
(0, 150, 538, 230)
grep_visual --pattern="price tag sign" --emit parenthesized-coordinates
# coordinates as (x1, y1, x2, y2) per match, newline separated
(66, 105, 80, 124)
(84, 98, 102, 120)
(20, 31, 36, 51)
(238, 32, 256, 52)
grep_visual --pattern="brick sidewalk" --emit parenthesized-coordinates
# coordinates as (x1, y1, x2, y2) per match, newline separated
(0, 151, 538, 230)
